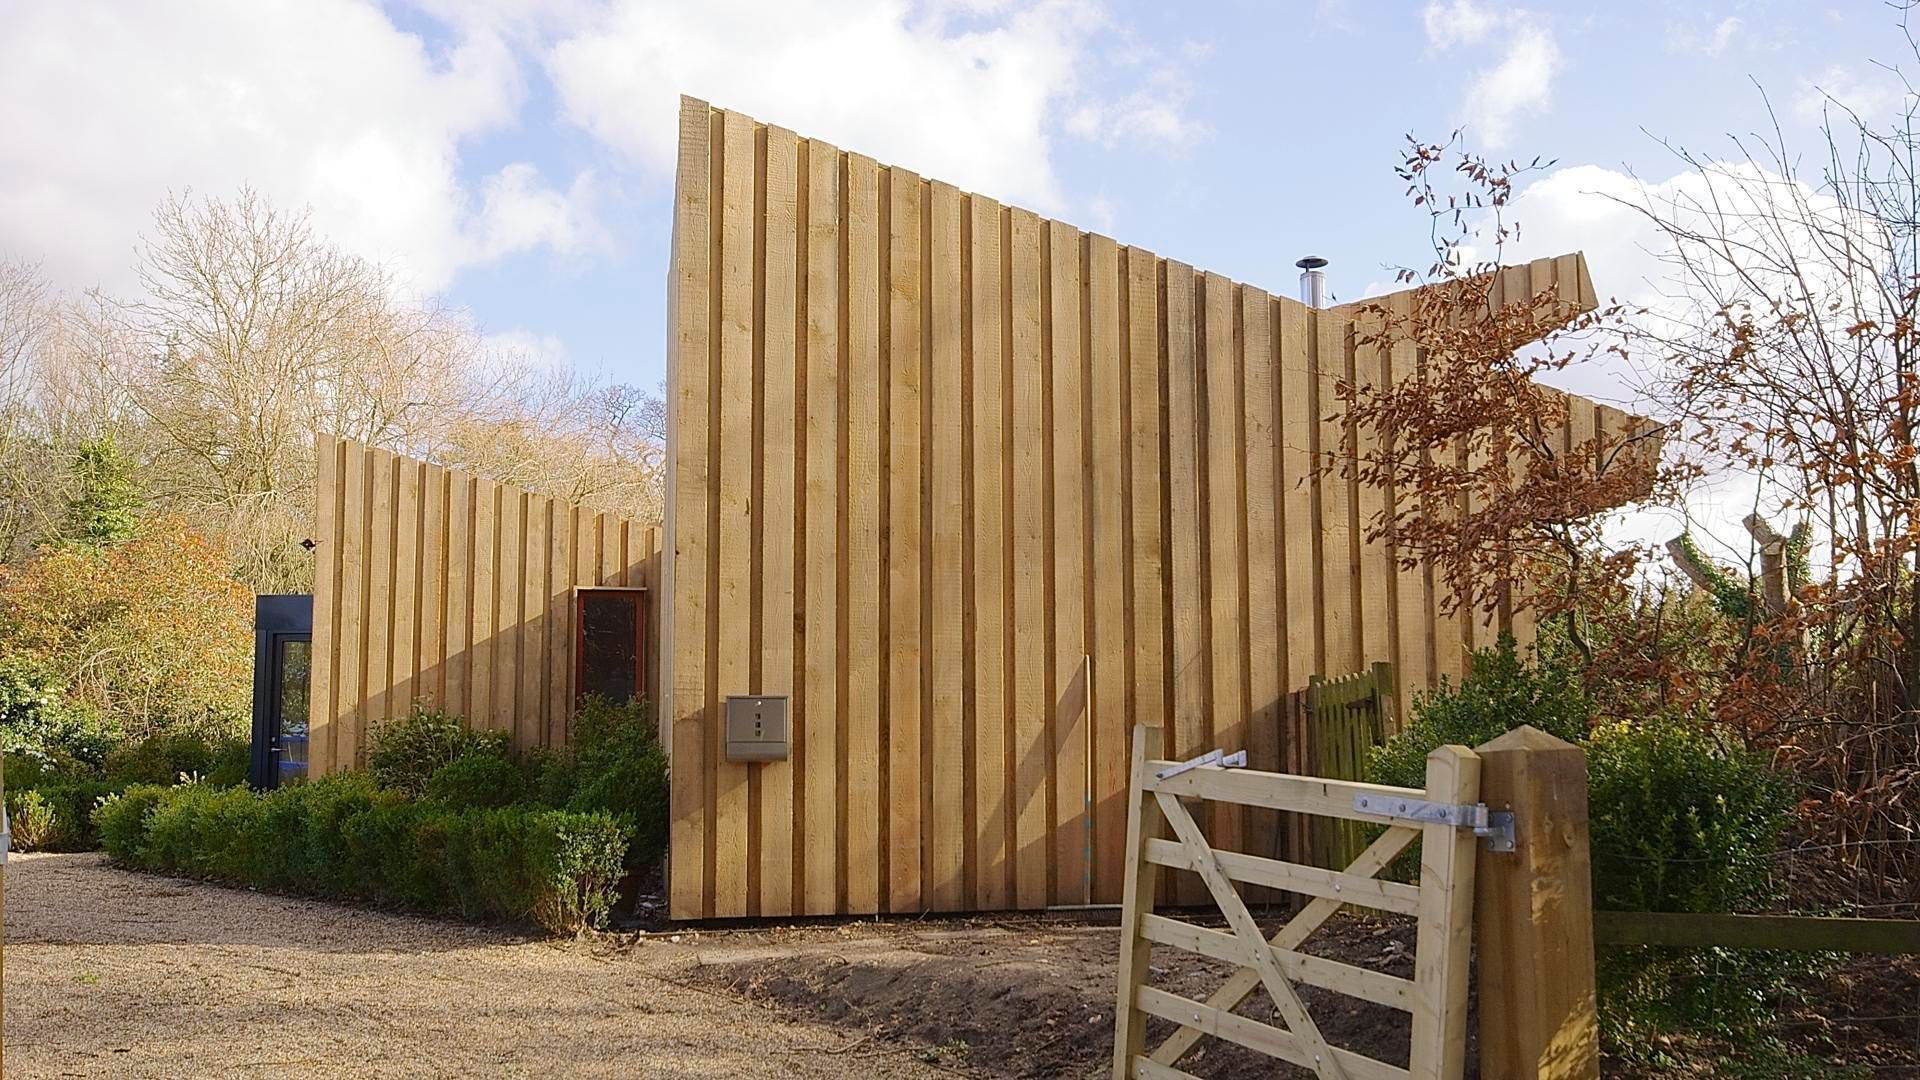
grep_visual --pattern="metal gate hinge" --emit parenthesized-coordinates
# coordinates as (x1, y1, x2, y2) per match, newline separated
(1352, 794, 1516, 853)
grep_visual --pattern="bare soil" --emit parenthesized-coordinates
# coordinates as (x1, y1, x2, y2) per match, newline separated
(2, 852, 944, 1078)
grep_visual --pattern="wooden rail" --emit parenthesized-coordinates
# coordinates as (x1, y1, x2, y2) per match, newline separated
(1594, 911, 1920, 954)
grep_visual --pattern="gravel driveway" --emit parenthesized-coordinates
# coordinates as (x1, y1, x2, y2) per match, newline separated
(2, 852, 944, 1078)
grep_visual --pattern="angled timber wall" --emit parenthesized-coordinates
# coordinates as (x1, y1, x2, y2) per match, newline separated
(664, 97, 1650, 919)
(308, 435, 661, 773)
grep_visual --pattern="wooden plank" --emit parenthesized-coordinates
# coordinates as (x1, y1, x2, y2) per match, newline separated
(309, 436, 341, 776)
(711, 108, 757, 919)
(1132, 1057, 1205, 1080)
(1353, 304, 1394, 675)
(519, 494, 549, 751)
(1110, 725, 1164, 1077)
(844, 150, 883, 915)
(1124, 246, 1165, 748)
(1010, 207, 1048, 909)
(1145, 761, 1426, 822)
(391, 457, 421, 716)
(364, 449, 396, 729)
(1591, 912, 1920, 953)
(1047, 219, 1089, 907)
(927, 179, 965, 912)
(1164, 263, 1205, 761)
(1385, 291, 1430, 725)
(801, 136, 841, 916)
(1135, 986, 1409, 1080)
(759, 122, 799, 918)
(1277, 298, 1319, 689)
(1085, 233, 1127, 904)
(419, 464, 447, 710)
(597, 512, 622, 586)
(469, 478, 498, 732)
(491, 487, 525, 737)
(1138, 915, 1414, 1010)
(1320, 311, 1360, 677)
(1408, 745, 1481, 1080)
(886, 165, 924, 913)
(1241, 286, 1282, 865)
(1476, 726, 1599, 1080)
(547, 495, 571, 745)
(1152, 791, 1346, 1080)
(971, 194, 1010, 911)
(666, 105, 714, 922)
(1200, 272, 1246, 859)
(1142, 840, 1420, 915)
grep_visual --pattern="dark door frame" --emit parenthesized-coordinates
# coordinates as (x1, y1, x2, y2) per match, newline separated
(250, 594, 314, 790)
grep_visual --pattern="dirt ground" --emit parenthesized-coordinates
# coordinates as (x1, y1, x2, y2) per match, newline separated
(3, 852, 950, 1078)
(7, 853, 1914, 1078)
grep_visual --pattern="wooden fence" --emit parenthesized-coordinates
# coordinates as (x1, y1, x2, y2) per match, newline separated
(1113, 724, 1481, 1079)
(308, 436, 661, 773)
(663, 96, 1654, 920)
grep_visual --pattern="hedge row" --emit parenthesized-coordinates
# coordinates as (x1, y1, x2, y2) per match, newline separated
(95, 774, 631, 933)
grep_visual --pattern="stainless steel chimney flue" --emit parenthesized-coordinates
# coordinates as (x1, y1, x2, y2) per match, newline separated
(1296, 255, 1328, 308)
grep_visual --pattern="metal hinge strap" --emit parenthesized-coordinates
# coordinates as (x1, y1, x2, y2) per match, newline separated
(1352, 793, 1515, 853)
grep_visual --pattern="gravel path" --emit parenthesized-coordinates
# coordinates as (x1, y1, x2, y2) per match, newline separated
(2, 852, 944, 1078)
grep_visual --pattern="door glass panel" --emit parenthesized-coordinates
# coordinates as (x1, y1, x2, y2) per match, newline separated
(580, 592, 640, 705)
(277, 638, 311, 784)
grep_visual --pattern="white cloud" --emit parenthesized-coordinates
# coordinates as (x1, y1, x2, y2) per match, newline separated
(1421, 4, 1562, 151)
(0, 1, 596, 296)
(1796, 62, 1911, 124)
(1664, 15, 1742, 56)
(484, 328, 573, 374)
(1422, 0, 1498, 49)
(544, 0, 1194, 216)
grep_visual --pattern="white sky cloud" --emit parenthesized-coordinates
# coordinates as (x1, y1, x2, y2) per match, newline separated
(1421, 3, 1563, 151)
(544, 0, 1193, 216)
(0, 1, 596, 296)
(1796, 62, 1911, 123)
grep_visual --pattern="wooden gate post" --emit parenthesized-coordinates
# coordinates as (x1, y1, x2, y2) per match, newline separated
(1473, 726, 1599, 1079)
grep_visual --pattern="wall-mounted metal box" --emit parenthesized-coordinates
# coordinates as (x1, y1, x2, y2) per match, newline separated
(724, 695, 790, 762)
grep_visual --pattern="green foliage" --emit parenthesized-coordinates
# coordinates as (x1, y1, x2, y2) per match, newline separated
(366, 705, 511, 797)
(425, 754, 526, 810)
(10, 789, 56, 850)
(104, 732, 249, 787)
(1367, 637, 1589, 789)
(92, 784, 170, 859)
(0, 655, 121, 771)
(0, 517, 252, 741)
(1587, 718, 1804, 1048)
(97, 771, 630, 934)
(7, 780, 116, 851)
(1364, 642, 1806, 1054)
(58, 435, 143, 550)
(551, 695, 668, 872)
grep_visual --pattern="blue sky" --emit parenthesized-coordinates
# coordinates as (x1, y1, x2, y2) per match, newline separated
(0, 0, 1906, 407)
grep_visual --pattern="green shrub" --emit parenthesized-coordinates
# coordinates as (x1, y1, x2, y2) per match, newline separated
(93, 772, 629, 933)
(0, 656, 121, 772)
(1367, 637, 1588, 789)
(93, 784, 170, 862)
(557, 695, 667, 872)
(367, 705, 510, 796)
(104, 732, 247, 787)
(425, 754, 526, 810)
(10, 789, 57, 850)
(1587, 718, 1801, 1046)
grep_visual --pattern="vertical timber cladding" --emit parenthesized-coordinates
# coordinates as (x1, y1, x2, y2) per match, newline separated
(664, 96, 1649, 919)
(307, 435, 662, 774)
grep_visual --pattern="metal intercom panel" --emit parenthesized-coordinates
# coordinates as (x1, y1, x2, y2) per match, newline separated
(724, 695, 790, 761)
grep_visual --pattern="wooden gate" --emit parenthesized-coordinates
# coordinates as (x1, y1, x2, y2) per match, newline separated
(1306, 662, 1397, 870)
(1112, 724, 1481, 1080)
